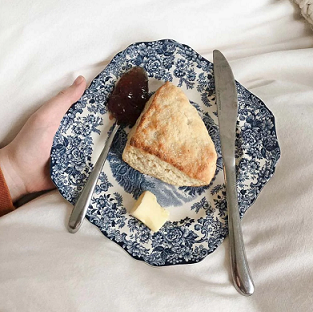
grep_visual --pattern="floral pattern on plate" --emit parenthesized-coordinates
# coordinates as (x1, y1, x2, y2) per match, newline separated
(50, 39, 280, 266)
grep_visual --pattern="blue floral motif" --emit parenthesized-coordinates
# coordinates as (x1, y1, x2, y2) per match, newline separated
(50, 39, 280, 266)
(191, 197, 213, 214)
(95, 172, 113, 195)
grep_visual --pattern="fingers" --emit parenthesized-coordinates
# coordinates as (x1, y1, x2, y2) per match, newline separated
(56, 75, 86, 106)
(38, 76, 87, 123)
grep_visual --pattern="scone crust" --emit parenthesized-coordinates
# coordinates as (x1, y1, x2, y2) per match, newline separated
(123, 82, 217, 185)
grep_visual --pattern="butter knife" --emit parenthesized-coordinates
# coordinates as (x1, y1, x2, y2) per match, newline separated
(213, 50, 255, 296)
(68, 123, 120, 233)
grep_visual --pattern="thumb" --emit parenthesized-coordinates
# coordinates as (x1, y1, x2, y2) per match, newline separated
(38, 76, 87, 124)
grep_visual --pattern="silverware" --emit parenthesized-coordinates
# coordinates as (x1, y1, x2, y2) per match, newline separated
(213, 50, 255, 296)
(68, 123, 120, 233)
(67, 67, 148, 233)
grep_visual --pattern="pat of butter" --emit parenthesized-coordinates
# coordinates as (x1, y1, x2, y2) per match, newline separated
(130, 191, 169, 232)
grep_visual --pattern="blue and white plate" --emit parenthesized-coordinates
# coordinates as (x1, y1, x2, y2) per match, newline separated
(51, 39, 280, 266)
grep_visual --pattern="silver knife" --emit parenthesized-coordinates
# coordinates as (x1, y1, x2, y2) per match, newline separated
(68, 123, 120, 233)
(213, 50, 255, 296)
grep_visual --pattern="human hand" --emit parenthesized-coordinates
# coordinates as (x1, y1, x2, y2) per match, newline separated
(0, 76, 87, 202)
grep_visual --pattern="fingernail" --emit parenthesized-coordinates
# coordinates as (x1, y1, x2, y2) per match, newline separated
(73, 75, 84, 86)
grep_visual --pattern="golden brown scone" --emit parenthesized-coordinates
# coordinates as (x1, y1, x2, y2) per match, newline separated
(122, 81, 217, 186)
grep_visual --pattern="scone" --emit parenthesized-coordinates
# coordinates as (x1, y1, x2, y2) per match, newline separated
(122, 81, 217, 186)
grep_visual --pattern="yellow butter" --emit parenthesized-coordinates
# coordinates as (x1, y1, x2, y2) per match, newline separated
(130, 191, 169, 232)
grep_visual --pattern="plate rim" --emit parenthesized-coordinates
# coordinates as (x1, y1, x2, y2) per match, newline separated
(50, 38, 281, 266)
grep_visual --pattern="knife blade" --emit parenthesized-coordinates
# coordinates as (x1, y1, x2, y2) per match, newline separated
(213, 50, 255, 296)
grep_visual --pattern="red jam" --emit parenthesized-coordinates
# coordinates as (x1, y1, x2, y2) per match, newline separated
(107, 67, 149, 126)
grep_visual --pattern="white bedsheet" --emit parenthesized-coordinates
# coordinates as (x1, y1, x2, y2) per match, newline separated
(1, 0, 313, 311)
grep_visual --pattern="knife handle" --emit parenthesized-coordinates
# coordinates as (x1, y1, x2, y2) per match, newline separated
(68, 123, 120, 233)
(224, 161, 255, 296)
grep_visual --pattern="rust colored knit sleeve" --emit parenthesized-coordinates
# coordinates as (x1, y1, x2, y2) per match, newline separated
(0, 166, 15, 217)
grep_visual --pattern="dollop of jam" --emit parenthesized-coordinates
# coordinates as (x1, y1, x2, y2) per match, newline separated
(107, 67, 149, 126)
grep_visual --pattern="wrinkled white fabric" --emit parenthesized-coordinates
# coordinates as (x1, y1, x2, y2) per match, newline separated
(0, 0, 313, 311)
(294, 0, 313, 26)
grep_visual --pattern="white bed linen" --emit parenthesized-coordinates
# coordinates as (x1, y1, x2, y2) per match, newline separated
(0, 0, 313, 311)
